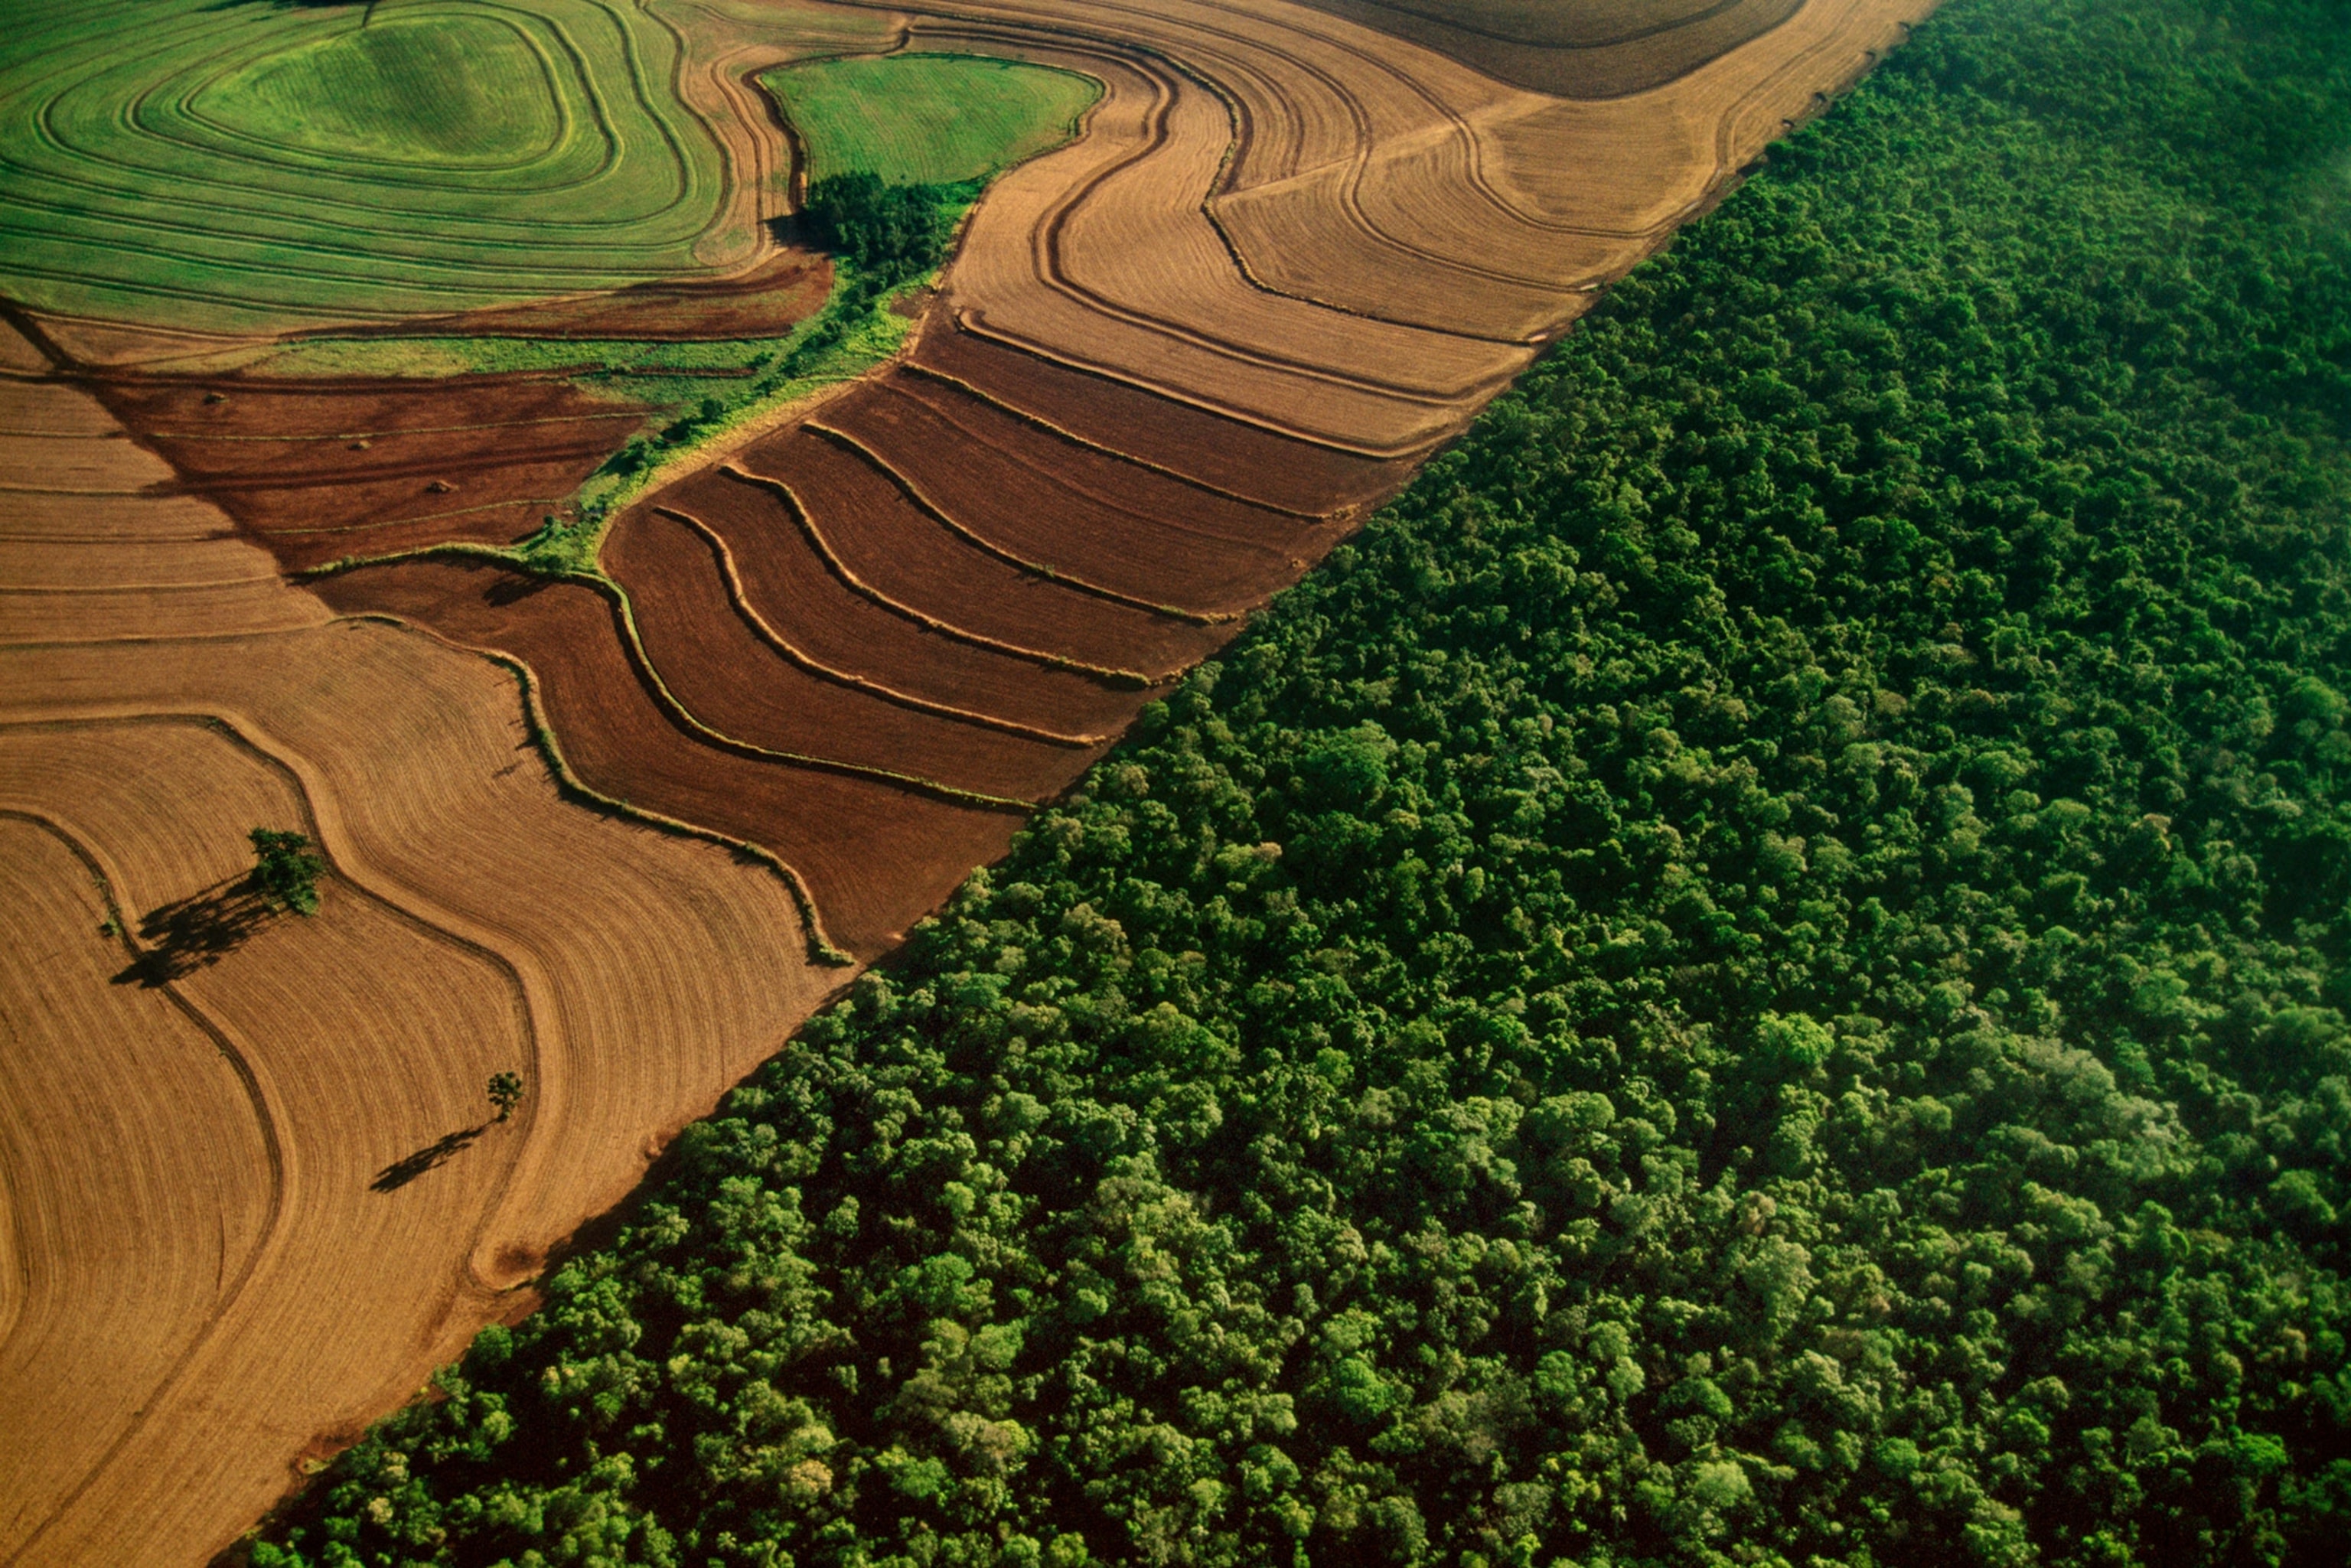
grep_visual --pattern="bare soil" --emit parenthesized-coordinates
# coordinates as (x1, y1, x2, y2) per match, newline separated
(310, 555, 1026, 960)
(93, 371, 647, 572)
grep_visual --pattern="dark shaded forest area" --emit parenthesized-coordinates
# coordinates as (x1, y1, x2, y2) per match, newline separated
(254, 0, 2351, 1563)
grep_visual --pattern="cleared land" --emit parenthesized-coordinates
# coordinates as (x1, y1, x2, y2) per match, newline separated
(91, 367, 649, 572)
(0, 342, 843, 1568)
(1290, 0, 1808, 96)
(766, 52, 1102, 185)
(308, 556, 1026, 960)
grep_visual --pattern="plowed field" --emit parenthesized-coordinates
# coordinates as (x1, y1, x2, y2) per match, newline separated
(0, 343, 842, 1567)
(91, 367, 647, 571)
(308, 555, 1026, 959)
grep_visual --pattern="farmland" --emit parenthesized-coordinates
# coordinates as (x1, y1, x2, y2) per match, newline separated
(0, 0, 1969, 1562)
(250, 1, 2351, 1562)
(767, 53, 1102, 186)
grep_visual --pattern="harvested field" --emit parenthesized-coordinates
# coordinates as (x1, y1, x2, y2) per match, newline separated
(310, 555, 1025, 960)
(1213, 0, 1931, 340)
(0, 339, 843, 1566)
(0, 718, 532, 1562)
(0, 809, 276, 1559)
(933, 34, 1523, 454)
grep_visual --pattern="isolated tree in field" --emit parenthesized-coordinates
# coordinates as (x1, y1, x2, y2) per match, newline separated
(487, 1072, 524, 1123)
(247, 827, 324, 916)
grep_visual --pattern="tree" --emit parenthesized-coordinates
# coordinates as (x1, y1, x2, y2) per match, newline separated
(248, 827, 324, 916)
(487, 1072, 524, 1123)
(800, 171, 953, 282)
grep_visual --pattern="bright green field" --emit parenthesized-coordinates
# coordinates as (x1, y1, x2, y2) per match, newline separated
(0, 0, 890, 331)
(763, 53, 1100, 187)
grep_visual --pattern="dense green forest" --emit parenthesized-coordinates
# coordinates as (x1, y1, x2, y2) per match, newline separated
(252, 0, 2351, 1563)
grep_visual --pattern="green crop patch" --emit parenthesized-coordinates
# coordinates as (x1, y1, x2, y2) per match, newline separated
(194, 15, 564, 168)
(764, 52, 1100, 187)
(0, 0, 765, 331)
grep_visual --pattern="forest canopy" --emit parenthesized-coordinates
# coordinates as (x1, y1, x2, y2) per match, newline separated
(253, 0, 2351, 1563)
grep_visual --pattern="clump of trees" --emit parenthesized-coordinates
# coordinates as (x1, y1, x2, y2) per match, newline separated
(249, 1, 2351, 1564)
(799, 170, 968, 285)
(247, 827, 323, 916)
(487, 1072, 523, 1123)
(585, 171, 976, 494)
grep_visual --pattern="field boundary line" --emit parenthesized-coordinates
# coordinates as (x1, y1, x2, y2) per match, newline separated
(0, 805, 288, 1568)
(638, 503, 1121, 744)
(953, 309, 1464, 461)
(898, 359, 1339, 520)
(298, 545, 1042, 806)
(595, 563, 1047, 810)
(877, 371, 1342, 554)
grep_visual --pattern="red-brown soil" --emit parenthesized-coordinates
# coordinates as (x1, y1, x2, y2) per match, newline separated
(651, 458, 1148, 738)
(310, 555, 1023, 960)
(1290, 0, 1806, 99)
(604, 504, 1104, 800)
(91, 371, 646, 572)
(739, 410, 1236, 656)
(908, 324, 1412, 517)
(824, 370, 1347, 614)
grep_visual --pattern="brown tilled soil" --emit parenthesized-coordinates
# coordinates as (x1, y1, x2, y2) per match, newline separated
(740, 414, 1231, 672)
(825, 372, 1342, 613)
(93, 372, 647, 572)
(604, 505, 1104, 800)
(1290, 0, 1806, 98)
(908, 325, 1413, 517)
(310, 556, 1024, 960)
(651, 460, 1146, 737)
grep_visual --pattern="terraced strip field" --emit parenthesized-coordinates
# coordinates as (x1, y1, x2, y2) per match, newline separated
(142, 0, 1932, 952)
(1293, 0, 1810, 96)
(0, 334, 843, 1568)
(0, 0, 892, 334)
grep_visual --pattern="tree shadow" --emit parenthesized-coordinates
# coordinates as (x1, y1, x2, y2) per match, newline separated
(485, 572, 554, 607)
(113, 876, 277, 987)
(371, 1123, 491, 1193)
